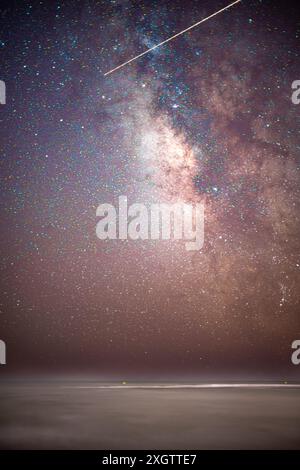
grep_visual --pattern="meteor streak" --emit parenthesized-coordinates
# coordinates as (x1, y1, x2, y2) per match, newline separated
(104, 0, 242, 76)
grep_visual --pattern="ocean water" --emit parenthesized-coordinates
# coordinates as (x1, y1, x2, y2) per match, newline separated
(0, 382, 299, 449)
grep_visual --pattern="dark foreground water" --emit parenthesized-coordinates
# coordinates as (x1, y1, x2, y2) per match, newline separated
(0, 382, 299, 449)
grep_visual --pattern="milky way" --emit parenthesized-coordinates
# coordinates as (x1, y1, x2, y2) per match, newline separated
(1, 0, 299, 377)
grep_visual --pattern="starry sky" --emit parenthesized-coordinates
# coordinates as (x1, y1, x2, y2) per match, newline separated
(0, 0, 300, 378)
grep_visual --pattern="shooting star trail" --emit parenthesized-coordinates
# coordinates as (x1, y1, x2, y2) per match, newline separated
(104, 0, 242, 76)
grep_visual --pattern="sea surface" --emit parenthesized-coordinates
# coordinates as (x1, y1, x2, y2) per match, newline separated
(0, 381, 299, 449)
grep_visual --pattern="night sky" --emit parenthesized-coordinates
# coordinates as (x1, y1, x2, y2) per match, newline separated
(0, 0, 299, 378)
